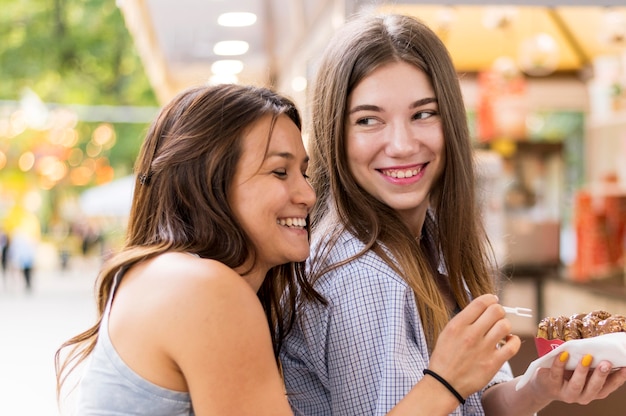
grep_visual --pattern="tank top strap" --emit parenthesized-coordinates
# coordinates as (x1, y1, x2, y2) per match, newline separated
(104, 267, 127, 316)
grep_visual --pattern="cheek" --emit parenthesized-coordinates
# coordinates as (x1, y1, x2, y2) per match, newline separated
(424, 128, 445, 163)
(345, 145, 365, 187)
(229, 185, 254, 225)
(346, 135, 373, 170)
(419, 126, 445, 176)
(424, 123, 444, 148)
(434, 141, 445, 168)
(431, 142, 446, 187)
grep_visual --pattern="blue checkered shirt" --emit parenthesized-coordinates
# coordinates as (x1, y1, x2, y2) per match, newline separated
(281, 230, 512, 415)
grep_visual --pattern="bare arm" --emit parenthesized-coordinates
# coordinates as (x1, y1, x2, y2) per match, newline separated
(171, 262, 293, 415)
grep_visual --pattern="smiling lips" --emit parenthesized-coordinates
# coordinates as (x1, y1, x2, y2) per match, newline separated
(380, 164, 425, 179)
(277, 217, 307, 228)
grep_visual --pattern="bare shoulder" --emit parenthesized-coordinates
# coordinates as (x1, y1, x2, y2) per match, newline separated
(111, 251, 262, 333)
(125, 251, 260, 315)
(143, 251, 241, 284)
(107, 251, 278, 400)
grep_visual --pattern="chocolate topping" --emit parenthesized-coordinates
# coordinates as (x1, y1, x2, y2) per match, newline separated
(537, 310, 625, 341)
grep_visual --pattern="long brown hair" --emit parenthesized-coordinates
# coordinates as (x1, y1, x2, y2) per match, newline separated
(307, 13, 496, 348)
(55, 83, 321, 394)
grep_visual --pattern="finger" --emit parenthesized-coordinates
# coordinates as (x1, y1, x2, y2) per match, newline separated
(495, 333, 520, 359)
(455, 294, 499, 325)
(597, 367, 626, 399)
(582, 362, 626, 402)
(475, 304, 511, 345)
(564, 354, 593, 397)
(578, 361, 613, 403)
(549, 350, 569, 386)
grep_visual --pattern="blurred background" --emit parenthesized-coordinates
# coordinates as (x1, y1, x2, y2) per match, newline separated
(1, 0, 626, 415)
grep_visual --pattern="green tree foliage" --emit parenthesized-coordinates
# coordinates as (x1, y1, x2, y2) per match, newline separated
(0, 0, 159, 176)
(0, 0, 157, 106)
(0, 0, 159, 230)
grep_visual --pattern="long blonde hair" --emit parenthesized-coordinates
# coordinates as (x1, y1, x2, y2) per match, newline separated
(307, 13, 497, 348)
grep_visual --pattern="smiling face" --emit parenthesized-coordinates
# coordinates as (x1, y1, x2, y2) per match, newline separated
(345, 60, 445, 234)
(229, 114, 315, 287)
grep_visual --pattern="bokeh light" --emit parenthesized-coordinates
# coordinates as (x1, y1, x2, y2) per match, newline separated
(18, 151, 35, 171)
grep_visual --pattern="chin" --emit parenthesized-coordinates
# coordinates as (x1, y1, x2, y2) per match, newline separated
(291, 255, 308, 263)
(289, 250, 310, 264)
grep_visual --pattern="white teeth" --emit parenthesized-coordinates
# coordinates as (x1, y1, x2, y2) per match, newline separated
(382, 167, 422, 178)
(277, 218, 306, 228)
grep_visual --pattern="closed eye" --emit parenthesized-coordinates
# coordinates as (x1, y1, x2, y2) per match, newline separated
(273, 169, 287, 178)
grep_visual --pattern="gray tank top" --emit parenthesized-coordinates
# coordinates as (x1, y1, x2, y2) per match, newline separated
(75, 271, 194, 415)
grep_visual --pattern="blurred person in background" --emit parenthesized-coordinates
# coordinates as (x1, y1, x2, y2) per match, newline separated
(0, 227, 9, 279)
(4, 208, 40, 292)
(8, 227, 36, 291)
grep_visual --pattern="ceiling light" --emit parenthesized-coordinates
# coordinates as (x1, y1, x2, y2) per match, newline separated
(218, 12, 257, 27)
(209, 74, 239, 85)
(211, 59, 244, 75)
(213, 40, 249, 56)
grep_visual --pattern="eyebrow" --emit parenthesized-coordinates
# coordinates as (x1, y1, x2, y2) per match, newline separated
(348, 97, 437, 115)
(266, 151, 309, 163)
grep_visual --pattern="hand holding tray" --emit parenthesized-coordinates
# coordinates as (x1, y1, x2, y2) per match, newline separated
(516, 332, 626, 390)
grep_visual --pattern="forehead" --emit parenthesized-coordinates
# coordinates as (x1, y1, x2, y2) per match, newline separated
(350, 61, 433, 102)
(238, 114, 303, 164)
(240, 114, 273, 153)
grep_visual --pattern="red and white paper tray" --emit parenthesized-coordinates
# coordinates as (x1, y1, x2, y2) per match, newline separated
(516, 332, 626, 390)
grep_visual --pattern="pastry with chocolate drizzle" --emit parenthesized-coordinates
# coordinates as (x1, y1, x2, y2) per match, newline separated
(537, 310, 626, 341)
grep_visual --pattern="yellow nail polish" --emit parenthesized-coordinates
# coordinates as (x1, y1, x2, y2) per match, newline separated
(559, 351, 569, 362)
(582, 354, 593, 367)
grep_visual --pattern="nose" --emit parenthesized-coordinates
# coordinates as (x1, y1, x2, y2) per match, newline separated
(386, 122, 419, 157)
(294, 176, 316, 208)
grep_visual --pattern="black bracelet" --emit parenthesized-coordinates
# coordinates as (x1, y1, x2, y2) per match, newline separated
(422, 368, 466, 405)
